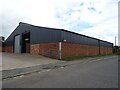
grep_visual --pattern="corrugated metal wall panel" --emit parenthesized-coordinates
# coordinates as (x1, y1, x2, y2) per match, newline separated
(30, 27, 61, 44)
(61, 30, 113, 47)
(61, 31, 99, 46)
(100, 41, 113, 47)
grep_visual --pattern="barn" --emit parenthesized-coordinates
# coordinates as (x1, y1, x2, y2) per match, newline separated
(4, 22, 113, 60)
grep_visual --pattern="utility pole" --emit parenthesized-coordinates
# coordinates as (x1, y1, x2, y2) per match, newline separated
(115, 36, 116, 46)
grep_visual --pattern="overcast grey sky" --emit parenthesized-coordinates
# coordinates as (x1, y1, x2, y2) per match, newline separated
(1, 0, 119, 45)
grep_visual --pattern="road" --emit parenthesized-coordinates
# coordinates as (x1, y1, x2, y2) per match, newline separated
(3, 56, 118, 88)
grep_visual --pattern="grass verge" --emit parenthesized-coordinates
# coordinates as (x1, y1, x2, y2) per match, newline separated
(64, 54, 115, 61)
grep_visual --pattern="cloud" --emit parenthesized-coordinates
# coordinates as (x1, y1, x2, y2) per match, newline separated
(55, 0, 119, 45)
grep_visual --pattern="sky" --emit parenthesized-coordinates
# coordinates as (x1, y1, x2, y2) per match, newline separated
(1, 0, 119, 45)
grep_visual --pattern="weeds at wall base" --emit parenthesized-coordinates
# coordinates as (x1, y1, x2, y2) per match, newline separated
(64, 53, 114, 61)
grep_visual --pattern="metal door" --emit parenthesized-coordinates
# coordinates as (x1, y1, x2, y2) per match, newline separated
(14, 35, 21, 53)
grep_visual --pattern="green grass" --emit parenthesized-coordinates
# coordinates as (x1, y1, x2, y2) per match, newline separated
(64, 53, 114, 61)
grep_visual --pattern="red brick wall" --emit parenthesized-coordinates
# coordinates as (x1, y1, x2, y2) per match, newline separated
(61, 42, 113, 59)
(0, 47, 2, 52)
(30, 42, 113, 60)
(30, 43, 59, 59)
(4, 46, 13, 53)
(30, 44, 41, 54)
(2, 43, 113, 60)
(100, 46, 113, 54)
(108, 47, 113, 54)
(61, 42, 99, 59)
(0, 46, 4, 52)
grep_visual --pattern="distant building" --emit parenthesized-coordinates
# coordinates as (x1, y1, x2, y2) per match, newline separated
(0, 36, 5, 52)
(3, 22, 113, 59)
(113, 46, 120, 54)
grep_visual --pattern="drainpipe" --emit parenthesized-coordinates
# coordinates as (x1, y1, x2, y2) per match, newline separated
(59, 42, 62, 60)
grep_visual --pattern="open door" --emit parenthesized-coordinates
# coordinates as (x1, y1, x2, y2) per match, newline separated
(14, 35, 21, 53)
(22, 32, 30, 53)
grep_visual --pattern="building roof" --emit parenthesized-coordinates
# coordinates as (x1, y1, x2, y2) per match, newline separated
(18, 22, 113, 44)
(5, 22, 113, 45)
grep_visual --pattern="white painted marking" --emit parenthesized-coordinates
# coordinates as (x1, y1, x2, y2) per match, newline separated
(89, 59, 102, 62)
(41, 69, 51, 73)
(60, 67, 64, 68)
(38, 72, 41, 74)
(45, 69, 51, 72)
(13, 76, 19, 79)
(19, 75, 24, 77)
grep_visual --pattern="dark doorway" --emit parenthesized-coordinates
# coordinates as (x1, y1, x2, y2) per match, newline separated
(22, 32, 30, 53)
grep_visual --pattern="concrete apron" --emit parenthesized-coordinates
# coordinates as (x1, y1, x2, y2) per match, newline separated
(2, 53, 64, 79)
(2, 61, 66, 80)
(2, 53, 59, 70)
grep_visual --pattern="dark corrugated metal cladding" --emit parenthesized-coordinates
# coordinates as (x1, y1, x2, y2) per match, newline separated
(61, 30, 113, 47)
(30, 27, 61, 44)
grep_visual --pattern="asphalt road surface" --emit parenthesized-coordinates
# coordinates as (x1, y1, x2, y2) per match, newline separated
(3, 56, 118, 88)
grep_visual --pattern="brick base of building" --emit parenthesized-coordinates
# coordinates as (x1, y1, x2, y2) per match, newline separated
(30, 43, 59, 59)
(100, 46, 113, 55)
(61, 42, 99, 59)
(61, 42, 113, 59)
(0, 47, 3, 52)
(3, 42, 113, 60)
(4, 46, 13, 53)
(30, 42, 113, 60)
